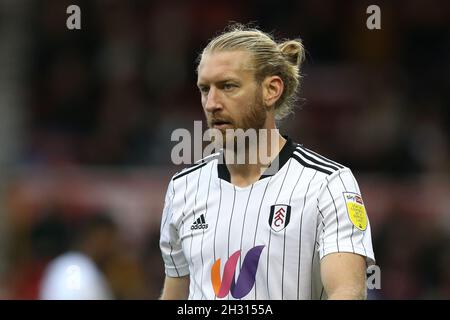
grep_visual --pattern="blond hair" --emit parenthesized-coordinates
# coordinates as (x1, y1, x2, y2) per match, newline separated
(199, 24, 305, 120)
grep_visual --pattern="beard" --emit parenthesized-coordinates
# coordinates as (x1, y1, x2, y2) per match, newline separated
(206, 89, 267, 150)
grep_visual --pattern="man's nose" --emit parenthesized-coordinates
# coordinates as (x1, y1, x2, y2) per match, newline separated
(204, 87, 222, 113)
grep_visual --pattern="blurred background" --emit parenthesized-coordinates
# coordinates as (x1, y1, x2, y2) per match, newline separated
(0, 0, 449, 299)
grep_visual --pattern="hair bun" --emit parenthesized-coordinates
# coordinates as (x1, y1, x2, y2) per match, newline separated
(278, 40, 305, 66)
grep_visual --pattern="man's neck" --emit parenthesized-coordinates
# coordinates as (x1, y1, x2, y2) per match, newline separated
(224, 132, 286, 188)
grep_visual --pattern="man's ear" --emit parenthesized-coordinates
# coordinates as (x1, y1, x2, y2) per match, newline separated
(262, 76, 284, 108)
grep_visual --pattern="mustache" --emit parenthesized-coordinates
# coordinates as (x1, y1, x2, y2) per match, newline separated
(207, 116, 233, 126)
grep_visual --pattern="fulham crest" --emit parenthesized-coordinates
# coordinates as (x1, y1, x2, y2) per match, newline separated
(269, 204, 291, 232)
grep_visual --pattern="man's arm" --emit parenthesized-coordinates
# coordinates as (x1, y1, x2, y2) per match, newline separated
(321, 252, 367, 300)
(160, 275, 190, 300)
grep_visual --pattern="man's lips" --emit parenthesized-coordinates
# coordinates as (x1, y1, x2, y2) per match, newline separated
(210, 119, 233, 129)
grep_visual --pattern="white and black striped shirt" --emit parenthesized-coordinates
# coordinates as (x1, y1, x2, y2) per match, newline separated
(160, 137, 375, 300)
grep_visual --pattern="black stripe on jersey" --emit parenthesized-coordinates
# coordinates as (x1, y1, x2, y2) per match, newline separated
(316, 205, 326, 258)
(173, 162, 208, 181)
(294, 147, 340, 171)
(213, 181, 222, 262)
(361, 230, 368, 258)
(346, 172, 368, 257)
(181, 176, 188, 235)
(338, 172, 355, 253)
(227, 186, 237, 259)
(299, 145, 344, 169)
(292, 154, 333, 175)
(239, 184, 254, 271)
(194, 152, 221, 164)
(161, 179, 177, 236)
(266, 159, 291, 300)
(310, 222, 319, 299)
(168, 242, 180, 277)
(213, 179, 222, 301)
(166, 182, 180, 277)
(282, 165, 304, 299)
(252, 177, 273, 299)
(296, 171, 317, 299)
(199, 163, 214, 300)
(173, 153, 220, 181)
(326, 182, 340, 252)
(189, 166, 203, 299)
(226, 186, 237, 301)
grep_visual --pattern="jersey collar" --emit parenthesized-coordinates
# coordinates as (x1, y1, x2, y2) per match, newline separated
(217, 136, 297, 182)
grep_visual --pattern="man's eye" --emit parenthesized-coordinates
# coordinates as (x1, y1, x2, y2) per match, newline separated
(223, 83, 237, 91)
(199, 87, 209, 94)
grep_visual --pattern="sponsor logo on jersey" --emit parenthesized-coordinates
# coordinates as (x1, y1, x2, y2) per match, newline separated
(343, 192, 367, 231)
(191, 214, 208, 230)
(268, 204, 291, 232)
(211, 245, 265, 299)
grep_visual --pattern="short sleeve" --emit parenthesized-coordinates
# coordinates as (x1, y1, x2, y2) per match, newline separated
(159, 179, 190, 277)
(316, 168, 375, 266)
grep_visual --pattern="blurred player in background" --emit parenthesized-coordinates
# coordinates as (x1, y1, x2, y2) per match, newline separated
(39, 214, 116, 299)
(159, 24, 375, 300)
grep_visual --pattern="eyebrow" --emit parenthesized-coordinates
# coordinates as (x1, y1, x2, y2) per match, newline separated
(197, 77, 241, 87)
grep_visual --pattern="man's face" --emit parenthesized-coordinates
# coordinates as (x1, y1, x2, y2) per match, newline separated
(197, 51, 267, 142)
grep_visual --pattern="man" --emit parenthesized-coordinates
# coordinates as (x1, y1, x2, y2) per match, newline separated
(159, 25, 375, 300)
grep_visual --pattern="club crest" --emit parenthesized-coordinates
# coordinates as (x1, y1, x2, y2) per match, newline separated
(269, 204, 291, 232)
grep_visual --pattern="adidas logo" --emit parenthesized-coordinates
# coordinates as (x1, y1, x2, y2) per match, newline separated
(191, 214, 208, 230)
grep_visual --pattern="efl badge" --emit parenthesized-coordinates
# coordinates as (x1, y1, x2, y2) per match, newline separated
(269, 204, 291, 232)
(343, 192, 367, 231)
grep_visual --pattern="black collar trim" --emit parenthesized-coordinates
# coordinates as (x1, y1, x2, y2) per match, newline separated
(217, 136, 297, 182)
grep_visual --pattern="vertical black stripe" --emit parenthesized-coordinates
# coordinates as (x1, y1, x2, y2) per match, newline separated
(313, 181, 327, 300)
(296, 171, 317, 299)
(227, 187, 237, 258)
(361, 228, 368, 257)
(252, 177, 273, 299)
(189, 167, 203, 299)
(160, 190, 172, 233)
(317, 205, 326, 258)
(326, 179, 340, 252)
(165, 178, 184, 279)
(310, 222, 319, 299)
(319, 286, 324, 300)
(338, 172, 355, 253)
(288, 166, 305, 203)
(165, 182, 179, 276)
(168, 242, 180, 277)
(182, 176, 188, 235)
(182, 176, 190, 298)
(237, 185, 254, 301)
(266, 161, 291, 300)
(226, 186, 236, 300)
(281, 161, 302, 299)
(239, 185, 254, 271)
(213, 178, 222, 301)
(199, 164, 213, 300)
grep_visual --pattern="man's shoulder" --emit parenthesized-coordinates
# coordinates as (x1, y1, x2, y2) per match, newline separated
(171, 151, 221, 182)
(290, 142, 348, 176)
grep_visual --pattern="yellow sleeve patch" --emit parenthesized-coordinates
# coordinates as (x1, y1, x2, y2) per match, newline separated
(343, 192, 367, 231)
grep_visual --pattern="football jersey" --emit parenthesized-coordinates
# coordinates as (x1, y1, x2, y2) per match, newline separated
(160, 137, 375, 300)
